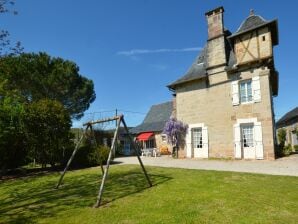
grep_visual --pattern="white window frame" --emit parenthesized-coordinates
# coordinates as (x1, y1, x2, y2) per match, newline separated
(192, 128, 203, 149)
(239, 79, 253, 104)
(231, 75, 261, 106)
(241, 124, 254, 148)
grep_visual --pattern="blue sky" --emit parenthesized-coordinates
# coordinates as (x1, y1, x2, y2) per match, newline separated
(2, 0, 297, 127)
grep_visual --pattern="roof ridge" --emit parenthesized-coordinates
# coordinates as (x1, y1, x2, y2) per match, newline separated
(235, 14, 267, 33)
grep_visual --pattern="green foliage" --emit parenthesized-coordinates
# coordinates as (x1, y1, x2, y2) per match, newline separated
(276, 128, 287, 157)
(25, 99, 73, 167)
(0, 51, 96, 170)
(0, 52, 95, 119)
(0, 97, 27, 172)
(69, 143, 110, 168)
(277, 128, 287, 146)
(283, 144, 292, 156)
(98, 145, 110, 164)
(294, 145, 298, 152)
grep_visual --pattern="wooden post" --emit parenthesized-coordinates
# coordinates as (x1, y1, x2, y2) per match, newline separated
(56, 125, 88, 189)
(121, 116, 152, 187)
(94, 117, 121, 207)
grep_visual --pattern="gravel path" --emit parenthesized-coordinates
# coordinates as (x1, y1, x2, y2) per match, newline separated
(114, 154, 298, 177)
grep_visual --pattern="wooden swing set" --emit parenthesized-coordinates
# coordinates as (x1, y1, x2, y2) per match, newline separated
(55, 114, 152, 207)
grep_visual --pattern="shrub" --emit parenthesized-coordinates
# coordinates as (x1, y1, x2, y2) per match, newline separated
(67, 143, 111, 168)
(283, 144, 292, 156)
(294, 145, 298, 152)
(0, 97, 28, 174)
(277, 128, 286, 147)
(98, 145, 110, 164)
(25, 99, 72, 168)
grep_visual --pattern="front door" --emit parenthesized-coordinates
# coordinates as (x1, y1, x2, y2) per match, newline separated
(241, 124, 255, 159)
(192, 128, 207, 158)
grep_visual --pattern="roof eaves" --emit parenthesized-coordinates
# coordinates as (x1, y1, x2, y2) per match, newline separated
(167, 75, 206, 90)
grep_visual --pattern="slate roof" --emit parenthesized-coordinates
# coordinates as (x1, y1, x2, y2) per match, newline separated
(229, 14, 278, 44)
(276, 107, 298, 128)
(167, 46, 207, 89)
(235, 15, 267, 35)
(130, 101, 173, 134)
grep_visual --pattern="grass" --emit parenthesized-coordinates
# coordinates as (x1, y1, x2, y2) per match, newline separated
(0, 164, 297, 224)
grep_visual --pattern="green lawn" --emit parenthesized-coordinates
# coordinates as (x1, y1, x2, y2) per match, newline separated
(0, 165, 297, 224)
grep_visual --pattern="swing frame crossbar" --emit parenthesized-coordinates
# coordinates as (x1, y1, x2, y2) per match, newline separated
(55, 114, 152, 208)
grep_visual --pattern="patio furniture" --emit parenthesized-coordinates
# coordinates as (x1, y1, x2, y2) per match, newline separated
(153, 148, 161, 157)
(141, 148, 153, 157)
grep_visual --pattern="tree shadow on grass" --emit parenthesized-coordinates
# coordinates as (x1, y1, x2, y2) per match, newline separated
(0, 166, 171, 223)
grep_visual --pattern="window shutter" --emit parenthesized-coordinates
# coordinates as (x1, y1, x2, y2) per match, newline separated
(231, 81, 239, 105)
(202, 126, 209, 152)
(234, 124, 241, 159)
(252, 76, 261, 102)
(254, 122, 264, 159)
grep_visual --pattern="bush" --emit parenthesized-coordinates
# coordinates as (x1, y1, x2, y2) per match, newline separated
(0, 97, 28, 174)
(98, 145, 110, 164)
(67, 143, 111, 168)
(294, 145, 298, 152)
(25, 99, 72, 168)
(283, 144, 292, 156)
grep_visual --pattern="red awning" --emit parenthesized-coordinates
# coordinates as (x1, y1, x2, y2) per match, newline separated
(136, 132, 154, 141)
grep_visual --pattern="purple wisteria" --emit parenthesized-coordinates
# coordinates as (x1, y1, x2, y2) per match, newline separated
(163, 117, 188, 148)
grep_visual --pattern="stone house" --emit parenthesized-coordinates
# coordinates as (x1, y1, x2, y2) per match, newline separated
(276, 107, 298, 149)
(168, 7, 279, 160)
(130, 101, 173, 153)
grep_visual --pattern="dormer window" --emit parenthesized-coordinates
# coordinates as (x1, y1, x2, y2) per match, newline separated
(240, 80, 253, 103)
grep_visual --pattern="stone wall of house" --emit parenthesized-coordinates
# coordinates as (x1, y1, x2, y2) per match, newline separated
(154, 133, 173, 155)
(175, 66, 276, 160)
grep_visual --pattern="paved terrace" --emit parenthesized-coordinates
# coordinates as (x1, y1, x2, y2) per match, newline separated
(114, 154, 298, 177)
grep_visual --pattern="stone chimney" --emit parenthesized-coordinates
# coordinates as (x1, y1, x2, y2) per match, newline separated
(205, 6, 224, 40)
(205, 7, 227, 69)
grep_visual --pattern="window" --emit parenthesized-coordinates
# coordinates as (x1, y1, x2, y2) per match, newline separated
(145, 139, 155, 148)
(161, 134, 167, 142)
(240, 80, 253, 103)
(262, 36, 266, 41)
(241, 124, 254, 147)
(192, 128, 202, 148)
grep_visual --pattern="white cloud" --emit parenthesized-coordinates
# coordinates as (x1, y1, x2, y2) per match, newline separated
(117, 47, 202, 56)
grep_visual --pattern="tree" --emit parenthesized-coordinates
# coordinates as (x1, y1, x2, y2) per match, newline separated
(277, 128, 286, 147)
(0, 97, 27, 176)
(0, 52, 96, 119)
(163, 117, 188, 158)
(0, 0, 23, 57)
(25, 99, 73, 167)
(277, 128, 290, 157)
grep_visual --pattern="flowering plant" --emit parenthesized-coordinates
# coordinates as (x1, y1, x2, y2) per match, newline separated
(163, 117, 188, 157)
